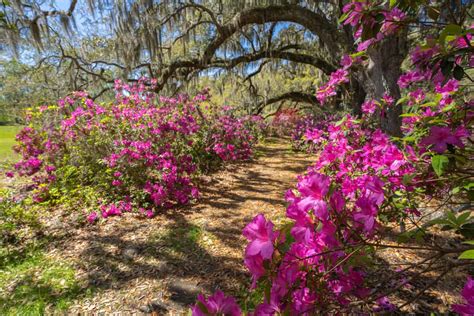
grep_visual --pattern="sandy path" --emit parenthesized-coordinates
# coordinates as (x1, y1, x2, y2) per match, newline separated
(57, 138, 314, 314)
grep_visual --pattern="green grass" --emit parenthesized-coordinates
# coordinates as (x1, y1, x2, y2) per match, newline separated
(0, 241, 89, 315)
(0, 126, 21, 161)
(151, 223, 217, 254)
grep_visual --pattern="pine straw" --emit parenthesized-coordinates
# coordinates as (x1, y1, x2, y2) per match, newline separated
(6, 138, 469, 315)
(47, 138, 314, 314)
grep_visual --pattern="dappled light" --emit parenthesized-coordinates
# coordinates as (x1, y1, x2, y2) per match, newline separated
(0, 0, 473, 315)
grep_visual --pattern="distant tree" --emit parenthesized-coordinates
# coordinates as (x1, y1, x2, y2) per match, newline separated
(1, 1, 471, 135)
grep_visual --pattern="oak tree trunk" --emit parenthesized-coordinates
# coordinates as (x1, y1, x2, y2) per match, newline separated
(363, 32, 408, 137)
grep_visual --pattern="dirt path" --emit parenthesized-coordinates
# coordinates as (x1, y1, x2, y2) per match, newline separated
(55, 138, 314, 314)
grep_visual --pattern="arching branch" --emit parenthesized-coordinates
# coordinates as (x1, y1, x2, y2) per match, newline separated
(255, 91, 320, 115)
(155, 4, 348, 92)
(202, 4, 348, 64)
(210, 45, 336, 74)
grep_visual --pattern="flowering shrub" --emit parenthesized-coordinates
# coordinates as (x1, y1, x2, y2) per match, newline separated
(192, 1, 473, 314)
(291, 114, 337, 153)
(207, 107, 264, 161)
(269, 108, 300, 136)
(192, 290, 241, 316)
(234, 115, 423, 314)
(453, 277, 474, 316)
(10, 81, 264, 220)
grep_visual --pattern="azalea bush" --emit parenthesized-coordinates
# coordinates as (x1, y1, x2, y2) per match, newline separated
(269, 108, 301, 136)
(9, 80, 264, 220)
(291, 113, 338, 153)
(206, 105, 266, 163)
(193, 0, 473, 314)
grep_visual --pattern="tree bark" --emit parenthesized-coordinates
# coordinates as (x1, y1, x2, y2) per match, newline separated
(155, 4, 350, 92)
(364, 32, 408, 137)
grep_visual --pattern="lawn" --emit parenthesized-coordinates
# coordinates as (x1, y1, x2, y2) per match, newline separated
(0, 241, 89, 315)
(0, 126, 21, 161)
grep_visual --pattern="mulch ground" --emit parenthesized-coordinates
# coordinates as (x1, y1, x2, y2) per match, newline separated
(44, 138, 314, 314)
(4, 137, 470, 315)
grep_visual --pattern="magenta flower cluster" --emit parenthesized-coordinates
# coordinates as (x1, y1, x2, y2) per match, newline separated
(235, 116, 419, 314)
(191, 3, 472, 314)
(10, 79, 264, 221)
(291, 114, 337, 153)
(269, 108, 301, 136)
(208, 110, 259, 161)
(453, 277, 474, 316)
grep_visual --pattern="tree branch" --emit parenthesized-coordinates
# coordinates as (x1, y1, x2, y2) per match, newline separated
(255, 91, 320, 114)
(155, 4, 346, 92)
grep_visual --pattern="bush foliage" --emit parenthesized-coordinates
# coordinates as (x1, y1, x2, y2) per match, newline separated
(9, 81, 265, 220)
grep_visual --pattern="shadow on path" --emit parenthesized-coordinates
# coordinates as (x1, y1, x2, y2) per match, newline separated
(60, 138, 314, 314)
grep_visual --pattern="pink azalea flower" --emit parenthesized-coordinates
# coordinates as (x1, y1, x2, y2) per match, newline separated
(244, 255, 266, 288)
(452, 277, 474, 316)
(292, 287, 317, 314)
(304, 128, 322, 143)
(408, 88, 426, 104)
(373, 296, 397, 312)
(362, 100, 377, 114)
(297, 173, 330, 200)
(397, 70, 426, 88)
(353, 195, 378, 233)
(381, 7, 406, 36)
(330, 191, 345, 213)
(340, 55, 353, 69)
(342, 1, 370, 27)
(382, 93, 394, 105)
(357, 39, 376, 51)
(243, 214, 276, 259)
(192, 290, 241, 316)
(87, 212, 98, 223)
(420, 126, 466, 153)
(435, 79, 459, 96)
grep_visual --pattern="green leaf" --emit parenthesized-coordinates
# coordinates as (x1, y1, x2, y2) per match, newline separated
(375, 13, 385, 23)
(403, 136, 416, 142)
(444, 24, 463, 35)
(400, 113, 418, 117)
(361, 25, 373, 41)
(457, 212, 471, 226)
(420, 101, 437, 107)
(440, 24, 463, 44)
(440, 60, 454, 77)
(441, 103, 456, 113)
(453, 65, 464, 80)
(446, 211, 458, 226)
(338, 12, 349, 24)
(427, 218, 451, 227)
(389, 0, 397, 8)
(431, 155, 449, 177)
(427, 6, 440, 21)
(402, 173, 415, 185)
(196, 301, 209, 314)
(396, 95, 409, 105)
(264, 281, 271, 302)
(458, 249, 474, 259)
(335, 116, 347, 127)
(459, 223, 474, 239)
(350, 51, 366, 58)
(463, 241, 474, 245)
